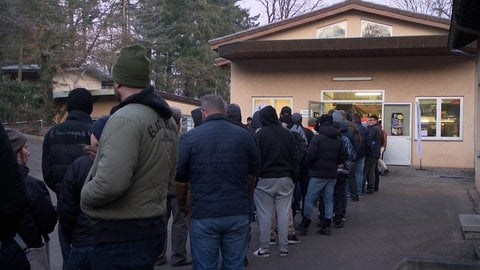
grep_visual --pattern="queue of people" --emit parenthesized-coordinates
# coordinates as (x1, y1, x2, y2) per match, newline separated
(0, 42, 388, 270)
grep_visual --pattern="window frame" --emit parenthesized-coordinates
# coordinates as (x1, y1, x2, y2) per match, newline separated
(251, 97, 293, 116)
(360, 20, 392, 37)
(415, 97, 463, 141)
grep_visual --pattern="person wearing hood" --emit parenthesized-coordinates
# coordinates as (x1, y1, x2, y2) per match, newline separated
(80, 43, 178, 269)
(190, 108, 203, 128)
(1, 128, 57, 270)
(295, 114, 345, 236)
(253, 106, 299, 258)
(331, 110, 357, 229)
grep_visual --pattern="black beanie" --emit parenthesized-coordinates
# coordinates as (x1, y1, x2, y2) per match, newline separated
(67, 88, 93, 114)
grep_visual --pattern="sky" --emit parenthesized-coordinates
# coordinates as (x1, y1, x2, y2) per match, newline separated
(238, 0, 393, 25)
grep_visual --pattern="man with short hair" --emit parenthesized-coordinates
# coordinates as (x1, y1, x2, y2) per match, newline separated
(81, 43, 178, 269)
(176, 95, 260, 269)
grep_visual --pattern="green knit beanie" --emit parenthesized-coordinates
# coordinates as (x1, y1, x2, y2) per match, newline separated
(111, 44, 150, 88)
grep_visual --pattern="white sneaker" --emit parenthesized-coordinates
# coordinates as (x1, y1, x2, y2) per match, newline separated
(253, 248, 270, 258)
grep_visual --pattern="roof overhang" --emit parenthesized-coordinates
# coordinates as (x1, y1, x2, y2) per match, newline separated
(448, 0, 480, 49)
(218, 35, 474, 62)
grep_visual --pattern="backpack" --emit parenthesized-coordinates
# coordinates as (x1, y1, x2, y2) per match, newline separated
(290, 128, 308, 161)
(337, 136, 357, 177)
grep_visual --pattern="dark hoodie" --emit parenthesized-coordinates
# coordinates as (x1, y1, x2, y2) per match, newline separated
(256, 106, 299, 179)
(248, 110, 262, 136)
(190, 108, 203, 128)
(307, 123, 345, 179)
(226, 103, 245, 129)
(110, 86, 172, 119)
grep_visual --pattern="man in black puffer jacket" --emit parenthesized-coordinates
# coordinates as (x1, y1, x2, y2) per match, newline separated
(295, 114, 345, 236)
(42, 87, 93, 269)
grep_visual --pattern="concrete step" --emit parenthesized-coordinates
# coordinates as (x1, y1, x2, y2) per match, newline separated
(459, 214, 480, 239)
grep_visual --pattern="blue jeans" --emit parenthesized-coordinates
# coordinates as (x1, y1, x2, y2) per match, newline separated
(303, 177, 336, 220)
(91, 236, 163, 270)
(67, 246, 93, 270)
(355, 157, 366, 195)
(190, 215, 249, 270)
(58, 224, 71, 270)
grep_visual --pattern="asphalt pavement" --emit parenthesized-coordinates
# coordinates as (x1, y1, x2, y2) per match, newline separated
(25, 134, 480, 270)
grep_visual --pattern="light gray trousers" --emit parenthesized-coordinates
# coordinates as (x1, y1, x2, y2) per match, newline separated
(254, 177, 294, 251)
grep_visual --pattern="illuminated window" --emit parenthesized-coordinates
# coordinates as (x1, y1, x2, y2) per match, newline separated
(416, 97, 462, 140)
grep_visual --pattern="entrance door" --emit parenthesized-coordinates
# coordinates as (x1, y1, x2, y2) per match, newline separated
(383, 103, 412, 165)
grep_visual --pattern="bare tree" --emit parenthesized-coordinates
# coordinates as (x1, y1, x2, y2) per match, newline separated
(392, 0, 452, 18)
(256, 0, 325, 23)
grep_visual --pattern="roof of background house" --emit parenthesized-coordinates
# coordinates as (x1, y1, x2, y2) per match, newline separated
(209, 0, 451, 49)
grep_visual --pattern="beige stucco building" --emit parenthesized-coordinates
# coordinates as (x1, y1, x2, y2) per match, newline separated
(210, 0, 478, 169)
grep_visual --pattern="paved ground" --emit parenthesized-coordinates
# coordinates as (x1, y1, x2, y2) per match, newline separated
(25, 134, 480, 269)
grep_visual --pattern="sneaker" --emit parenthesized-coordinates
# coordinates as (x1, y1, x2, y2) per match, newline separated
(253, 248, 270, 258)
(171, 258, 193, 267)
(279, 249, 288, 257)
(288, 235, 300, 244)
(155, 256, 166, 266)
(269, 238, 276, 245)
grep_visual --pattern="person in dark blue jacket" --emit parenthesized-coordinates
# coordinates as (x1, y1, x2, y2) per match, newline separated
(1, 128, 57, 270)
(58, 115, 109, 270)
(176, 95, 260, 270)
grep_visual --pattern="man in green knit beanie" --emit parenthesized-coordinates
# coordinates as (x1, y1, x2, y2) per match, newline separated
(81, 43, 178, 269)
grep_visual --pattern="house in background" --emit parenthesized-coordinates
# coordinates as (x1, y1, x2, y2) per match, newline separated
(210, 0, 477, 169)
(52, 66, 201, 131)
(2, 64, 200, 131)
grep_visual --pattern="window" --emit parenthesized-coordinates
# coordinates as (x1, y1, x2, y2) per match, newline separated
(416, 97, 462, 140)
(321, 90, 384, 120)
(361, 20, 392, 37)
(252, 97, 293, 116)
(316, 21, 347, 39)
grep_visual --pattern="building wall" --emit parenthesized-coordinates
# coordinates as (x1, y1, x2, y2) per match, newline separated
(230, 55, 476, 168)
(90, 96, 199, 120)
(53, 71, 102, 92)
(257, 11, 447, 41)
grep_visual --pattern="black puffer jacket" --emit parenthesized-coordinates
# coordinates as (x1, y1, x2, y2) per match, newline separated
(42, 110, 92, 194)
(58, 154, 94, 247)
(307, 124, 345, 179)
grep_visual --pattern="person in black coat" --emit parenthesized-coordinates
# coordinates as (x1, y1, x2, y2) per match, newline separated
(0, 123, 28, 244)
(42, 88, 93, 268)
(295, 114, 345, 236)
(0, 128, 57, 270)
(58, 115, 109, 270)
